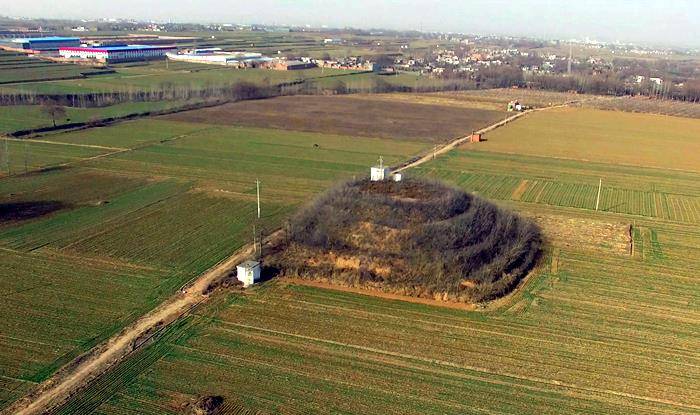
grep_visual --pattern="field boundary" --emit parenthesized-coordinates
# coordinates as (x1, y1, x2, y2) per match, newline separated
(4, 98, 233, 139)
(283, 278, 477, 310)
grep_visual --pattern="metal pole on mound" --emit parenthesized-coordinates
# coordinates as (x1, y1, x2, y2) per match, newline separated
(256, 178, 261, 219)
(4, 139, 9, 175)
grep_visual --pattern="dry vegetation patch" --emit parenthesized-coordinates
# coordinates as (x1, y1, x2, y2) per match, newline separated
(269, 178, 542, 303)
(162, 95, 505, 143)
(585, 95, 700, 119)
(344, 93, 506, 111)
(434, 89, 586, 107)
(526, 212, 631, 255)
(0, 201, 68, 224)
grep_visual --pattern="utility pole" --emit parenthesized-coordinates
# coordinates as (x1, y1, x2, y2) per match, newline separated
(4, 139, 9, 175)
(23, 141, 28, 174)
(630, 221, 635, 257)
(595, 178, 602, 211)
(256, 178, 261, 219)
(253, 224, 258, 258)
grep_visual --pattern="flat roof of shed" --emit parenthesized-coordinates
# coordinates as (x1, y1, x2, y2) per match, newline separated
(60, 45, 176, 52)
(238, 260, 260, 269)
(13, 36, 80, 42)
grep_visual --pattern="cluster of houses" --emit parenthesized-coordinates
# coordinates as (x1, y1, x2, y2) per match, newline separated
(314, 57, 378, 71)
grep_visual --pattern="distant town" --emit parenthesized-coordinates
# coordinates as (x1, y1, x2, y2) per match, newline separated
(1, 15, 699, 101)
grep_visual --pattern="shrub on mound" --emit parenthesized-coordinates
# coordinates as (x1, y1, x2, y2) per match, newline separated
(269, 178, 542, 303)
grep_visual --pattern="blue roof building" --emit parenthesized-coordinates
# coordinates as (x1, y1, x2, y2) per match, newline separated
(59, 44, 177, 63)
(5, 36, 81, 51)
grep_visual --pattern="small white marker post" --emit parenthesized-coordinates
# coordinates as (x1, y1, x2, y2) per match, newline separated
(595, 178, 602, 211)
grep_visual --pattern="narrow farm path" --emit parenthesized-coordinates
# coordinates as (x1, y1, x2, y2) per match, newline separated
(3, 98, 581, 415)
(3, 231, 283, 415)
(1, 136, 126, 151)
(393, 101, 575, 174)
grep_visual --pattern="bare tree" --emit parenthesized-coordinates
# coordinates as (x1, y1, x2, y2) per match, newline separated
(40, 102, 67, 128)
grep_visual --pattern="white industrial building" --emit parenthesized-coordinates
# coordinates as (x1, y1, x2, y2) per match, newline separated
(236, 260, 261, 287)
(167, 49, 272, 67)
(59, 45, 176, 63)
(1, 36, 80, 51)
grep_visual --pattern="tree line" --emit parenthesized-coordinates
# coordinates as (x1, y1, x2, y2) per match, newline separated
(438, 63, 700, 102)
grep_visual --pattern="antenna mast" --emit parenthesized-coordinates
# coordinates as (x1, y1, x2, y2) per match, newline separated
(23, 142, 28, 174)
(4, 139, 9, 175)
(256, 178, 261, 219)
(253, 224, 258, 259)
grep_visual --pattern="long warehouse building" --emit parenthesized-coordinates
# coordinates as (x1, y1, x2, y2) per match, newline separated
(166, 49, 272, 67)
(0, 36, 80, 51)
(59, 45, 177, 63)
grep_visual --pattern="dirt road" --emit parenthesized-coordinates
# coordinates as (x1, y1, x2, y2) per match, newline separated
(3, 100, 578, 415)
(393, 103, 573, 174)
(3, 232, 282, 415)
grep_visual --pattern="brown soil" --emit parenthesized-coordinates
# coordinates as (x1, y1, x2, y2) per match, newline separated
(526, 213, 630, 255)
(284, 278, 476, 311)
(161, 95, 505, 143)
(511, 180, 529, 201)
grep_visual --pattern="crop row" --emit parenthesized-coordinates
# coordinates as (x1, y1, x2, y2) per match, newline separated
(417, 166, 700, 224)
(50, 318, 197, 415)
(65, 191, 289, 276)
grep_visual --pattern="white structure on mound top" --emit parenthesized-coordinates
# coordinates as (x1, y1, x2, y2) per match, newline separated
(236, 260, 261, 287)
(370, 156, 391, 181)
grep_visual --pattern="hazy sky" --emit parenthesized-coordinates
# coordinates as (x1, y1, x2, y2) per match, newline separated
(3, 0, 699, 47)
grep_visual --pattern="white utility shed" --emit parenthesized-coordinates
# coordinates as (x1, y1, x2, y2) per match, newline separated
(236, 260, 261, 287)
(370, 166, 391, 181)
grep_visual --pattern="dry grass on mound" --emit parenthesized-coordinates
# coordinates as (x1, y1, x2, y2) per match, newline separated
(268, 178, 542, 303)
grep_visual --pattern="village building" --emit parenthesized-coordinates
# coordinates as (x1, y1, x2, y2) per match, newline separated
(269, 60, 317, 70)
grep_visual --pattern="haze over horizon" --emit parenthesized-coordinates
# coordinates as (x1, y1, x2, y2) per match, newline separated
(3, 0, 699, 48)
